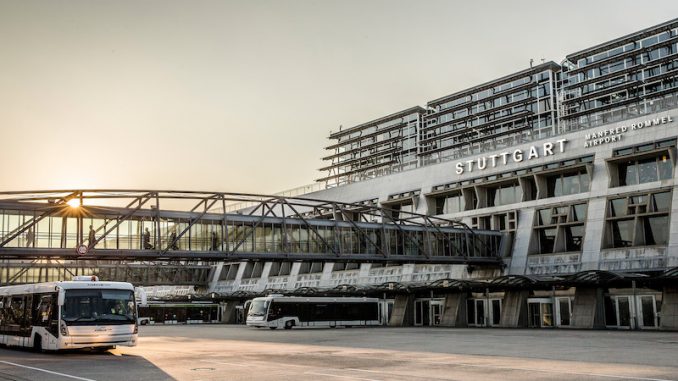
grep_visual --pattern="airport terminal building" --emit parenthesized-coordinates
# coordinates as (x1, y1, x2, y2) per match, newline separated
(210, 18, 678, 330)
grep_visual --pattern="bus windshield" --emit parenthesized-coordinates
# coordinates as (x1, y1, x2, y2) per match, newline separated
(248, 300, 268, 317)
(61, 289, 136, 325)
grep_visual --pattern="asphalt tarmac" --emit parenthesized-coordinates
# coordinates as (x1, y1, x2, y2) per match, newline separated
(1, 325, 677, 380)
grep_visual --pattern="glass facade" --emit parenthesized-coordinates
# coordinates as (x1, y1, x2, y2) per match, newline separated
(319, 20, 678, 188)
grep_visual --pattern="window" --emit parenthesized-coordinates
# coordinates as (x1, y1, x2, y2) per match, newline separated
(487, 182, 522, 207)
(532, 203, 587, 254)
(546, 170, 590, 197)
(613, 140, 675, 187)
(618, 156, 672, 185)
(606, 191, 672, 248)
(435, 191, 465, 215)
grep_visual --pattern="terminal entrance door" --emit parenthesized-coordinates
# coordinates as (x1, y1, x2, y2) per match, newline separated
(637, 295, 659, 329)
(528, 298, 554, 328)
(606, 294, 660, 329)
(467, 299, 501, 327)
(414, 299, 444, 326)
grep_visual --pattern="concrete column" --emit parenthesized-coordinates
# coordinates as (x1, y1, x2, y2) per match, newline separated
(500, 290, 529, 327)
(319, 262, 334, 287)
(286, 262, 302, 290)
(580, 198, 607, 271)
(440, 293, 467, 327)
(660, 286, 678, 330)
(207, 263, 224, 292)
(571, 287, 606, 329)
(221, 302, 238, 324)
(232, 261, 248, 290)
(389, 294, 414, 326)
(666, 187, 678, 267)
(508, 210, 535, 275)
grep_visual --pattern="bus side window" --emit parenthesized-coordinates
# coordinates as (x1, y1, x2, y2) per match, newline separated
(34, 295, 53, 326)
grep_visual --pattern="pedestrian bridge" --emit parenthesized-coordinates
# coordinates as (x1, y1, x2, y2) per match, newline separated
(0, 190, 506, 285)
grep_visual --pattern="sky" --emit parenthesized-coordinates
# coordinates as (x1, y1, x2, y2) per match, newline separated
(1, 0, 677, 194)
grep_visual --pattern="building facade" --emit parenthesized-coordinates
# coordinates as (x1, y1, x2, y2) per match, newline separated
(210, 18, 678, 330)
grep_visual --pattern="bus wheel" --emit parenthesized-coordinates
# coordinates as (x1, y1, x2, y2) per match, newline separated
(269, 327, 277, 330)
(284, 321, 294, 330)
(33, 334, 43, 353)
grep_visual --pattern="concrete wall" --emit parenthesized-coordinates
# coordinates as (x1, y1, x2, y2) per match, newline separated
(571, 287, 606, 329)
(389, 294, 414, 326)
(500, 290, 529, 327)
(440, 293, 468, 327)
(661, 286, 678, 330)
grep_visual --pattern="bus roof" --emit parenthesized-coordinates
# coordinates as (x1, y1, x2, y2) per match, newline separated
(252, 296, 378, 303)
(0, 281, 135, 296)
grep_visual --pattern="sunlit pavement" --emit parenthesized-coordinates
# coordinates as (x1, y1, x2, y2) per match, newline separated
(1, 325, 678, 381)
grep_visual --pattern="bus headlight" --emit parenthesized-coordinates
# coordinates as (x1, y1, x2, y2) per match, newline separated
(60, 321, 69, 336)
(133, 324, 138, 334)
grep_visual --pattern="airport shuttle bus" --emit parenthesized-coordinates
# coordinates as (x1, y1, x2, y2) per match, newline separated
(0, 276, 139, 351)
(246, 295, 380, 329)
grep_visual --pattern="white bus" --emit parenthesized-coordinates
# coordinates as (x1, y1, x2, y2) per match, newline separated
(0, 276, 140, 351)
(246, 295, 380, 329)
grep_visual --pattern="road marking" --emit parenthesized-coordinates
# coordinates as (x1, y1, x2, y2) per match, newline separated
(420, 361, 676, 381)
(0, 361, 96, 381)
(305, 371, 381, 381)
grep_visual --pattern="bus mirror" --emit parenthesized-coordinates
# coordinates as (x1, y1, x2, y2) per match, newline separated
(57, 291, 65, 306)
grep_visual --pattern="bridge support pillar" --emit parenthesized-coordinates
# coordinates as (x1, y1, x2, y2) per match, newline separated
(571, 287, 606, 329)
(389, 294, 414, 326)
(440, 293, 467, 327)
(500, 290, 529, 327)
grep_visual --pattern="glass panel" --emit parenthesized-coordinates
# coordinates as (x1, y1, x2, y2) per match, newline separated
(572, 203, 588, 221)
(466, 299, 474, 325)
(538, 228, 556, 253)
(640, 296, 656, 327)
(580, 171, 590, 192)
(609, 198, 627, 217)
(542, 303, 553, 327)
(491, 300, 501, 326)
(529, 303, 541, 327)
(658, 155, 673, 180)
(538, 208, 552, 225)
(475, 300, 485, 326)
(558, 298, 571, 326)
(644, 216, 669, 245)
(619, 161, 638, 186)
(611, 219, 634, 247)
(561, 172, 581, 196)
(637, 158, 659, 183)
(653, 191, 672, 212)
(604, 297, 618, 326)
(565, 225, 585, 251)
(617, 297, 631, 327)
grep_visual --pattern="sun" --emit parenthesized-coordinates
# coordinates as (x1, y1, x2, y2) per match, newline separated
(67, 198, 81, 208)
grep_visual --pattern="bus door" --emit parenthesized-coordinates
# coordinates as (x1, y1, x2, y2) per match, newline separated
(34, 294, 59, 338)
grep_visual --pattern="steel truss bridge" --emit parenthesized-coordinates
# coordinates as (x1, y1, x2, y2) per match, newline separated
(0, 190, 506, 286)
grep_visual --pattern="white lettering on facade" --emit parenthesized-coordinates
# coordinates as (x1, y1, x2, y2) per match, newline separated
(584, 115, 673, 148)
(453, 139, 569, 175)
